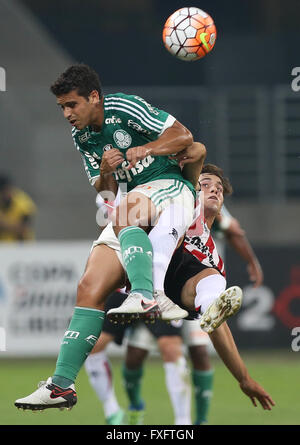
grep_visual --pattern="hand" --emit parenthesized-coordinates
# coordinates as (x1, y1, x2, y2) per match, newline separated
(170, 144, 200, 167)
(126, 146, 151, 169)
(170, 148, 189, 166)
(100, 148, 124, 176)
(171, 142, 206, 166)
(247, 259, 264, 288)
(240, 377, 275, 410)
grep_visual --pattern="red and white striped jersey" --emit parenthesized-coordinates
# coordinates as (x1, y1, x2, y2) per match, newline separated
(97, 188, 225, 276)
(183, 196, 226, 277)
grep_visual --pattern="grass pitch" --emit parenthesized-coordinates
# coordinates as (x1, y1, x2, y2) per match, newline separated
(0, 350, 299, 425)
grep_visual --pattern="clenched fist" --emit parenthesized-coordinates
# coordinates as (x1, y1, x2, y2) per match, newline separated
(100, 148, 124, 176)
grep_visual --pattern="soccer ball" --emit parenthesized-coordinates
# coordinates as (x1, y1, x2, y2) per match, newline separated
(162, 7, 217, 62)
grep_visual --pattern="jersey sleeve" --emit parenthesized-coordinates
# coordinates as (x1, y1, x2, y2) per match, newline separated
(72, 131, 100, 186)
(79, 151, 100, 185)
(105, 93, 176, 137)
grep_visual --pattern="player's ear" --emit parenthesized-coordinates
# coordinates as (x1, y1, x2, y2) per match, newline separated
(89, 90, 100, 104)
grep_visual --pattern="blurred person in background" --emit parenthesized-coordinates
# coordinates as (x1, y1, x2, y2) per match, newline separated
(0, 173, 36, 242)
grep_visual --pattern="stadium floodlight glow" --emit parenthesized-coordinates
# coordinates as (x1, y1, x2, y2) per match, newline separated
(0, 67, 6, 91)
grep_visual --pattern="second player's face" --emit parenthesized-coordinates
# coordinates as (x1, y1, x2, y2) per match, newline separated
(198, 173, 224, 214)
(56, 90, 100, 130)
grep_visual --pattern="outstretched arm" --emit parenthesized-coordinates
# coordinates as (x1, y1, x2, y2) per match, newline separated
(209, 322, 275, 410)
(222, 217, 264, 288)
(215, 208, 264, 288)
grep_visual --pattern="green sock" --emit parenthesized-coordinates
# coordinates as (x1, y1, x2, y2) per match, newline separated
(53, 306, 105, 387)
(118, 226, 153, 299)
(122, 365, 144, 409)
(192, 369, 214, 424)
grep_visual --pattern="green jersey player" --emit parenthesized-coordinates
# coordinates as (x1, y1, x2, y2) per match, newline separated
(14, 64, 206, 411)
(54, 65, 203, 323)
(72, 92, 195, 194)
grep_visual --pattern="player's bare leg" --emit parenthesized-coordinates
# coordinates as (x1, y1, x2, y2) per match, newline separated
(209, 322, 275, 410)
(107, 192, 160, 321)
(109, 191, 189, 322)
(76, 244, 126, 309)
(14, 245, 125, 412)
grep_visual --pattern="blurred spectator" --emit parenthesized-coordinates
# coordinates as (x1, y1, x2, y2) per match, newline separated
(0, 174, 36, 242)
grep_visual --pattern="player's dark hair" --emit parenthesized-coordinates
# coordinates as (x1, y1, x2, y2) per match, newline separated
(50, 64, 102, 99)
(201, 164, 233, 196)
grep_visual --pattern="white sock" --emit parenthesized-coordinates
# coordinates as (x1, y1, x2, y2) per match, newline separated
(164, 357, 192, 425)
(84, 351, 120, 418)
(149, 203, 190, 291)
(195, 274, 227, 314)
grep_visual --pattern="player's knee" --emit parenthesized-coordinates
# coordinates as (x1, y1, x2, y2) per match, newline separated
(76, 275, 106, 308)
(189, 345, 211, 370)
(125, 346, 148, 369)
(158, 336, 182, 362)
(77, 275, 92, 301)
(181, 292, 195, 310)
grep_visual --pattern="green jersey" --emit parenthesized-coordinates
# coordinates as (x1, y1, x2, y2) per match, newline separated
(72, 92, 194, 195)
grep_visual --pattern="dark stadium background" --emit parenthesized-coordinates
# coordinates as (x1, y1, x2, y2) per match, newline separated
(21, 0, 300, 87)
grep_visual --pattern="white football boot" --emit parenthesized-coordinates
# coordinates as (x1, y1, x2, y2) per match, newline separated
(199, 286, 243, 333)
(15, 377, 77, 411)
(154, 290, 189, 321)
(107, 292, 161, 323)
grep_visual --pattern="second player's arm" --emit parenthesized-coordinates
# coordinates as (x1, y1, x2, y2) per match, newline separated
(209, 322, 249, 383)
(209, 322, 275, 410)
(94, 173, 118, 196)
(224, 220, 264, 287)
(180, 142, 207, 188)
(126, 120, 193, 169)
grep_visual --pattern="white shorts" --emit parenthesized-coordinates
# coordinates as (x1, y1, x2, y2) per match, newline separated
(92, 221, 124, 266)
(92, 179, 194, 267)
(181, 319, 210, 346)
(132, 179, 194, 223)
(127, 322, 158, 352)
(127, 319, 210, 352)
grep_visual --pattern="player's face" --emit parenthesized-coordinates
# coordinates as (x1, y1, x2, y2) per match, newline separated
(198, 173, 224, 214)
(56, 90, 102, 130)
